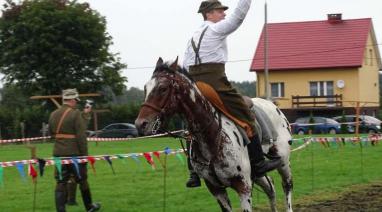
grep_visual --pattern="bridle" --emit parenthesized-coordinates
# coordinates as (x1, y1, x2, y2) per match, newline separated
(140, 67, 185, 134)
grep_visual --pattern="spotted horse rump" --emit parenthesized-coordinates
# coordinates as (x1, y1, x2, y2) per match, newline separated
(135, 57, 294, 212)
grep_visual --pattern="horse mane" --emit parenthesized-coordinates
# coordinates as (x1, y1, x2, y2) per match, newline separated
(154, 60, 194, 82)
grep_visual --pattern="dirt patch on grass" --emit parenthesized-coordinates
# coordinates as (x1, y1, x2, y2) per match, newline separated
(294, 182, 382, 212)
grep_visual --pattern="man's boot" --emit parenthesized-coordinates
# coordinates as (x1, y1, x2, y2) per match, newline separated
(55, 191, 67, 212)
(186, 171, 201, 187)
(66, 179, 78, 206)
(80, 189, 101, 212)
(248, 136, 282, 178)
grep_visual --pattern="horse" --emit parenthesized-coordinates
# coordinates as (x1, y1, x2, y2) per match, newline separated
(135, 57, 293, 212)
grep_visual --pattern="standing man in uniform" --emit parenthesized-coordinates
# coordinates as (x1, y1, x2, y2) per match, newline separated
(49, 88, 101, 212)
(183, 0, 282, 187)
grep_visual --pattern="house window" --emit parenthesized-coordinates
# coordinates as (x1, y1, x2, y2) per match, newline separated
(310, 81, 333, 96)
(271, 82, 284, 97)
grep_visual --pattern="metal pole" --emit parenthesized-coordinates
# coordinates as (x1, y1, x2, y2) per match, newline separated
(264, 2, 270, 100)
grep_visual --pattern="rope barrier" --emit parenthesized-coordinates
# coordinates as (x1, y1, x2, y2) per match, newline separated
(0, 130, 185, 144)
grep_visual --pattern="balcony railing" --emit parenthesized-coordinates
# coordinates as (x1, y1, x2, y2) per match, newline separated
(292, 94, 343, 108)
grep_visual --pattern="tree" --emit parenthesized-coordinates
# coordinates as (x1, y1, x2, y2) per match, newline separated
(230, 81, 256, 97)
(0, 0, 127, 95)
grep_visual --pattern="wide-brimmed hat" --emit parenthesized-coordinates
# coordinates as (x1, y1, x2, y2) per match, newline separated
(62, 88, 80, 101)
(198, 0, 228, 13)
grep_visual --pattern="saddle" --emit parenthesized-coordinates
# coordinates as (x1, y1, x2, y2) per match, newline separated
(195, 81, 278, 145)
(195, 81, 253, 138)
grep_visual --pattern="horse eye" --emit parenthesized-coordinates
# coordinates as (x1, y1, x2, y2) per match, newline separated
(158, 87, 167, 94)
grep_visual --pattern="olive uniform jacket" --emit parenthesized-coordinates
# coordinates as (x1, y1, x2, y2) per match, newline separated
(49, 104, 91, 157)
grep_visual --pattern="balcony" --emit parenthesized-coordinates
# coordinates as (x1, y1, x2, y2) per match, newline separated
(292, 94, 343, 108)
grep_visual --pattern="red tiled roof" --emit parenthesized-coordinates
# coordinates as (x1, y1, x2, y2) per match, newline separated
(250, 18, 372, 72)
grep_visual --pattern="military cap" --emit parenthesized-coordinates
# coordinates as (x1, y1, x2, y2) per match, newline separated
(62, 88, 80, 101)
(198, 0, 228, 13)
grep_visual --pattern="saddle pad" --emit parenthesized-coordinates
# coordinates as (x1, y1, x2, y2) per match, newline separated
(195, 81, 253, 138)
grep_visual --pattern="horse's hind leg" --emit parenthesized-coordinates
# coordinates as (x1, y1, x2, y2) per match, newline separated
(254, 175, 277, 212)
(204, 181, 232, 212)
(277, 161, 293, 212)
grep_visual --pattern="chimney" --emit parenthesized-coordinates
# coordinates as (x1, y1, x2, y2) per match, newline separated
(327, 13, 342, 23)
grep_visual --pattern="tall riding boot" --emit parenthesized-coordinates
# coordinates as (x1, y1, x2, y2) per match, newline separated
(185, 139, 201, 188)
(55, 191, 67, 212)
(66, 179, 78, 205)
(248, 136, 282, 178)
(80, 189, 101, 212)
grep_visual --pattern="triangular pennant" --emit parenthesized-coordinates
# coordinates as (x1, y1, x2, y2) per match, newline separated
(71, 157, 81, 179)
(175, 153, 185, 165)
(0, 165, 4, 188)
(53, 157, 63, 180)
(104, 156, 116, 175)
(37, 158, 46, 177)
(28, 163, 38, 183)
(164, 147, 171, 155)
(130, 154, 140, 163)
(87, 156, 96, 175)
(16, 162, 26, 182)
(143, 153, 156, 170)
(116, 154, 127, 164)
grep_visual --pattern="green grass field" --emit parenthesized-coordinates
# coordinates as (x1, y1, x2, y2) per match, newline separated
(0, 136, 381, 211)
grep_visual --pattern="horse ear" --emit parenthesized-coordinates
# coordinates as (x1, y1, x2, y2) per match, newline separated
(170, 56, 179, 71)
(156, 57, 164, 68)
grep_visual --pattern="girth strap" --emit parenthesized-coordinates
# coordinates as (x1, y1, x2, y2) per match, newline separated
(191, 26, 209, 65)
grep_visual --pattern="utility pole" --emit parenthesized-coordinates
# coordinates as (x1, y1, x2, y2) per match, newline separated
(264, 2, 270, 100)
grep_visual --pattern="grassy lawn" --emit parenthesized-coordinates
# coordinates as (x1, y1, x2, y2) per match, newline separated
(0, 135, 381, 211)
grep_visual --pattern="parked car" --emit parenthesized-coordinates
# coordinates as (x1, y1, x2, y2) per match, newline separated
(292, 116, 341, 135)
(332, 115, 381, 134)
(95, 123, 138, 138)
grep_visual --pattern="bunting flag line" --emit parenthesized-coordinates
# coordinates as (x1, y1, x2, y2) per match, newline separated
(0, 130, 185, 144)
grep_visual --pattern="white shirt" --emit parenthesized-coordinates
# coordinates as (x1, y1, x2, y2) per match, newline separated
(183, 0, 252, 69)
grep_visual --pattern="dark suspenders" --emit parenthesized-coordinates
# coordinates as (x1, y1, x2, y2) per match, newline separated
(191, 26, 209, 65)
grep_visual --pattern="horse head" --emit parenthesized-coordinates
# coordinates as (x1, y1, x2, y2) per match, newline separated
(135, 57, 194, 136)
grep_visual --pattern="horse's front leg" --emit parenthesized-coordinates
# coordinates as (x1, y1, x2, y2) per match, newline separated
(231, 177, 253, 212)
(204, 180, 232, 212)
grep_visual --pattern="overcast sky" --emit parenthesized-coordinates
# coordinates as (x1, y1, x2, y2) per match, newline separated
(2, 0, 382, 89)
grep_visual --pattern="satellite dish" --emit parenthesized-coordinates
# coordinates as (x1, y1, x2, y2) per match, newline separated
(337, 80, 345, 89)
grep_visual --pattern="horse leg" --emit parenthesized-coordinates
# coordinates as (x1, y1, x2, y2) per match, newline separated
(277, 161, 293, 212)
(204, 181, 232, 212)
(253, 175, 277, 212)
(231, 177, 253, 212)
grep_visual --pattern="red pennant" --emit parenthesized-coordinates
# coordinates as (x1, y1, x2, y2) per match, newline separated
(87, 156, 96, 175)
(143, 153, 156, 169)
(153, 151, 160, 160)
(28, 163, 37, 183)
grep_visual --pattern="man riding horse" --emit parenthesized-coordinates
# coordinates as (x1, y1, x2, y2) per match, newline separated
(183, 0, 282, 187)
